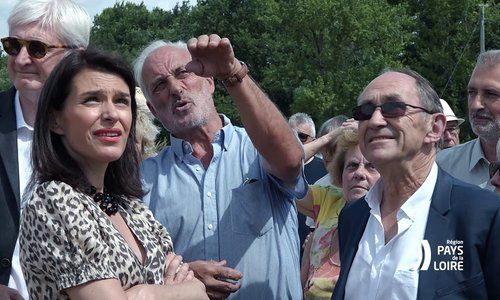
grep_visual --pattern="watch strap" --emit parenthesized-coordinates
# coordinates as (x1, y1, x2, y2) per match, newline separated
(221, 61, 248, 87)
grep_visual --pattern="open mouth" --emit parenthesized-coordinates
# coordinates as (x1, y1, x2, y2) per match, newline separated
(173, 100, 192, 113)
(369, 136, 393, 143)
(96, 132, 119, 137)
(94, 129, 122, 141)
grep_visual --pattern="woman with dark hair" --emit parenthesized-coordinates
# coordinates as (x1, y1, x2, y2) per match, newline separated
(19, 49, 208, 299)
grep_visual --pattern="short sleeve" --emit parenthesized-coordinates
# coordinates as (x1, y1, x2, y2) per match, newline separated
(20, 181, 116, 292)
(310, 185, 344, 222)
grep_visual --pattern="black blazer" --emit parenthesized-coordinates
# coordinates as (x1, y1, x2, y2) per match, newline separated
(0, 87, 20, 285)
(332, 168, 500, 300)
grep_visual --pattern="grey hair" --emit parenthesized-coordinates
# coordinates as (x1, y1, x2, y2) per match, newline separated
(318, 115, 348, 137)
(288, 112, 316, 137)
(133, 40, 188, 101)
(328, 126, 360, 187)
(376, 68, 443, 115)
(135, 88, 160, 159)
(8, 0, 91, 48)
(474, 49, 500, 70)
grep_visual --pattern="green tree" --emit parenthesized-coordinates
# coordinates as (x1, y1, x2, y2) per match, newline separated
(188, 0, 285, 124)
(401, 0, 499, 142)
(0, 55, 10, 91)
(265, 0, 414, 126)
(90, 1, 194, 63)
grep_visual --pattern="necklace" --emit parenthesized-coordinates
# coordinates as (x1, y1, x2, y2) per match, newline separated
(88, 186, 120, 216)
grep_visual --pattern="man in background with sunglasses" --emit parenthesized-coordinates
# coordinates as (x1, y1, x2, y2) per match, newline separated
(437, 50, 500, 191)
(0, 0, 91, 298)
(288, 112, 328, 261)
(332, 68, 500, 300)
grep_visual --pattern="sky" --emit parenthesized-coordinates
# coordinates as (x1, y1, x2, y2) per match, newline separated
(0, 0, 196, 41)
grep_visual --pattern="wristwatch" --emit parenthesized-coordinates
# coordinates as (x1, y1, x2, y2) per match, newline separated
(221, 61, 248, 87)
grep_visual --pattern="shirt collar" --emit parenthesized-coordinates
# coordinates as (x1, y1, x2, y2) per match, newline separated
(469, 138, 488, 171)
(365, 162, 438, 221)
(171, 114, 234, 159)
(14, 91, 33, 131)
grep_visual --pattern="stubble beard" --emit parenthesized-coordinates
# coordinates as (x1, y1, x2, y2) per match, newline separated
(471, 117, 500, 142)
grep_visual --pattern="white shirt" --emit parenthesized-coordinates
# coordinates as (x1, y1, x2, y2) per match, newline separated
(8, 91, 32, 299)
(314, 173, 332, 187)
(345, 163, 438, 300)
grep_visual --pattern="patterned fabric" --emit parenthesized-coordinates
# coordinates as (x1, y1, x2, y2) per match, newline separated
(304, 185, 345, 300)
(19, 181, 173, 299)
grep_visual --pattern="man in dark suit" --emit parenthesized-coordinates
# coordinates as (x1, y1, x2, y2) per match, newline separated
(332, 68, 500, 300)
(0, 1, 91, 297)
(0, 87, 21, 292)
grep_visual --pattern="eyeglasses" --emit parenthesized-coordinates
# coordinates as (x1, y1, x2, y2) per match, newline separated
(489, 162, 500, 178)
(352, 102, 434, 121)
(1, 37, 76, 59)
(297, 132, 313, 143)
(445, 126, 459, 133)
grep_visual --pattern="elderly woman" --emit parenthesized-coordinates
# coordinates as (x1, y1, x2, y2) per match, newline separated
(0, 0, 91, 297)
(297, 126, 380, 300)
(19, 49, 208, 299)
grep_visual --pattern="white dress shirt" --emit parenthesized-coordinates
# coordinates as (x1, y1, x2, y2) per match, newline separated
(8, 92, 32, 299)
(345, 163, 438, 300)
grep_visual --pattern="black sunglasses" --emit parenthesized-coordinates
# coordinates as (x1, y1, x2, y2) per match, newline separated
(489, 162, 500, 178)
(352, 102, 434, 121)
(297, 132, 313, 143)
(1, 37, 76, 59)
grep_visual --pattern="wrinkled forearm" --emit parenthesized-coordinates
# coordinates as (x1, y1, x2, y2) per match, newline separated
(226, 75, 303, 183)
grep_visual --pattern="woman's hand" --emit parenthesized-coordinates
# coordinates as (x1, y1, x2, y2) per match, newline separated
(164, 252, 195, 284)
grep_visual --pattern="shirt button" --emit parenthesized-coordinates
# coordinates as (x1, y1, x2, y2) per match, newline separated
(208, 224, 213, 230)
(196, 167, 201, 171)
(207, 192, 212, 197)
(0, 258, 11, 268)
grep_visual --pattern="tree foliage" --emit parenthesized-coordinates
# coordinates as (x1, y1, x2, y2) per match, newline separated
(264, 0, 413, 125)
(402, 0, 499, 140)
(0, 55, 10, 91)
(1, 0, 498, 143)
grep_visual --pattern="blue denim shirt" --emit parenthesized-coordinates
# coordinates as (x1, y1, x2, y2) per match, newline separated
(141, 115, 306, 299)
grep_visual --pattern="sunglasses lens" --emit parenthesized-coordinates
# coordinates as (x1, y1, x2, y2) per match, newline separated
(352, 103, 375, 121)
(28, 40, 48, 59)
(2, 38, 21, 56)
(297, 132, 309, 142)
(381, 102, 407, 118)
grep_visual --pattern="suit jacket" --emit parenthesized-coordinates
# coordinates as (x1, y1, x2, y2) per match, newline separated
(332, 168, 500, 300)
(0, 87, 20, 285)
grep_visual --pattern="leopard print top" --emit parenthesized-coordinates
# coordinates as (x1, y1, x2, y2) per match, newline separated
(19, 180, 173, 299)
